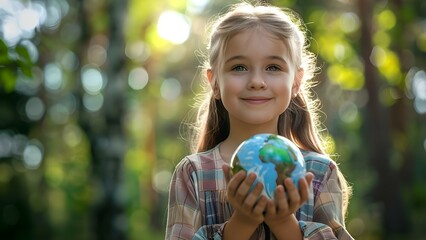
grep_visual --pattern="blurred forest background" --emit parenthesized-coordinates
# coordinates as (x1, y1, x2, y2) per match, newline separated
(0, 0, 425, 239)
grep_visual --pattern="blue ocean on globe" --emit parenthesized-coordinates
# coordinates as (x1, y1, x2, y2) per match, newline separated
(230, 133, 306, 199)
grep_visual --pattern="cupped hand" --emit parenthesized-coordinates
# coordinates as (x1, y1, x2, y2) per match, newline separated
(223, 164, 268, 227)
(264, 172, 314, 228)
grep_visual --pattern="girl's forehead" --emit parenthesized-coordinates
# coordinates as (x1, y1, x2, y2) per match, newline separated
(223, 28, 291, 60)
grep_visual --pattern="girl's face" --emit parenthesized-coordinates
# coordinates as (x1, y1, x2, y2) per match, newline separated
(210, 28, 302, 131)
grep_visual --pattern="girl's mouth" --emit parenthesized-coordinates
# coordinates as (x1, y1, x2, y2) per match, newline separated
(242, 97, 272, 104)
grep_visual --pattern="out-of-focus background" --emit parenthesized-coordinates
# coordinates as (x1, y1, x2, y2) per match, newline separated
(0, 0, 425, 239)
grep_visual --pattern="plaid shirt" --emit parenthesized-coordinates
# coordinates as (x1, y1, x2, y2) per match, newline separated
(166, 144, 354, 240)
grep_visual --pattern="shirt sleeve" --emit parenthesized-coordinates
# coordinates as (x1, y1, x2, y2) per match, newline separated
(166, 159, 202, 239)
(300, 163, 354, 240)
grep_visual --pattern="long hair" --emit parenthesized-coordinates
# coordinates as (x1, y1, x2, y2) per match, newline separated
(189, 2, 351, 215)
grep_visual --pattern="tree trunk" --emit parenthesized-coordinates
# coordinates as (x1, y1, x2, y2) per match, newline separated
(76, 0, 128, 239)
(357, 0, 408, 236)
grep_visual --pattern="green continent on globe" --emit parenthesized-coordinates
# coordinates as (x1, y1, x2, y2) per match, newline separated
(258, 139, 296, 185)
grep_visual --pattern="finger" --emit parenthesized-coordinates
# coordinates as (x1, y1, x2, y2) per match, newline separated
(298, 177, 310, 203)
(227, 170, 246, 198)
(275, 185, 288, 212)
(284, 178, 300, 211)
(243, 182, 263, 210)
(265, 199, 276, 216)
(305, 172, 314, 186)
(235, 172, 256, 203)
(253, 195, 267, 215)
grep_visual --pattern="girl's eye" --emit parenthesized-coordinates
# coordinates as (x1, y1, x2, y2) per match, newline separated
(232, 65, 247, 71)
(266, 65, 281, 71)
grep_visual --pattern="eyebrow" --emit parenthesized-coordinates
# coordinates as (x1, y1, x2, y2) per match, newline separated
(224, 55, 289, 66)
(224, 55, 245, 64)
(267, 56, 289, 65)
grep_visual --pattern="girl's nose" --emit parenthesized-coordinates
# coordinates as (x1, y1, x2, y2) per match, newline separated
(248, 72, 267, 89)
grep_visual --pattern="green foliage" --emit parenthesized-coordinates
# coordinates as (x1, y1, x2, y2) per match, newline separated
(327, 64, 364, 90)
(0, 39, 33, 92)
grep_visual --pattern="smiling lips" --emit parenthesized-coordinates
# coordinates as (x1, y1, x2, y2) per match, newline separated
(241, 96, 272, 104)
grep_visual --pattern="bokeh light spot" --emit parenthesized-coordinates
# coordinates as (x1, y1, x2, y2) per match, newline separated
(2, 17, 22, 46)
(88, 44, 107, 66)
(370, 46, 402, 85)
(157, 10, 191, 45)
(370, 46, 386, 67)
(25, 97, 45, 121)
(339, 101, 358, 123)
(152, 169, 172, 193)
(373, 30, 391, 48)
(43, 2, 62, 30)
(334, 43, 346, 62)
(377, 9, 396, 30)
(0, 133, 13, 158)
(160, 78, 181, 100)
(17, 8, 40, 32)
(44, 63, 63, 92)
(83, 93, 104, 112)
(23, 141, 43, 170)
(125, 41, 151, 63)
(128, 67, 149, 90)
(63, 124, 83, 148)
(412, 70, 426, 100)
(414, 98, 426, 114)
(12, 134, 28, 156)
(81, 67, 104, 94)
(60, 50, 79, 71)
(339, 12, 360, 33)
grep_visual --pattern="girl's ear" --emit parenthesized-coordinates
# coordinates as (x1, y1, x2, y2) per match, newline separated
(207, 69, 221, 99)
(292, 68, 304, 98)
(207, 69, 214, 83)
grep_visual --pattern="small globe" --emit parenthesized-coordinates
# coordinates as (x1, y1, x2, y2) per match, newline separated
(230, 133, 306, 199)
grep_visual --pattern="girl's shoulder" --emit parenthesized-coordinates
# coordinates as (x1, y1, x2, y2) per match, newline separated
(173, 145, 227, 191)
(174, 145, 223, 173)
(301, 150, 339, 177)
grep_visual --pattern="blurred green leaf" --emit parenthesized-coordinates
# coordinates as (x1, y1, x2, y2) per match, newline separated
(18, 61, 33, 77)
(0, 55, 11, 64)
(0, 68, 16, 92)
(0, 39, 8, 54)
(0, 40, 11, 64)
(16, 44, 32, 64)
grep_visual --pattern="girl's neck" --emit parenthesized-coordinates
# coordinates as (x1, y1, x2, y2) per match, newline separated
(219, 121, 278, 163)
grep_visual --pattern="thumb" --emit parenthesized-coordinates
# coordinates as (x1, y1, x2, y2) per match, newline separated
(305, 172, 314, 186)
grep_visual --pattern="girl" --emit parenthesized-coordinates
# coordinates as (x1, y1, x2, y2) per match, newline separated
(166, 2, 353, 240)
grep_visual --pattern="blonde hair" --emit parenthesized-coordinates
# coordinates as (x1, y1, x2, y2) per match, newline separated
(189, 2, 351, 215)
